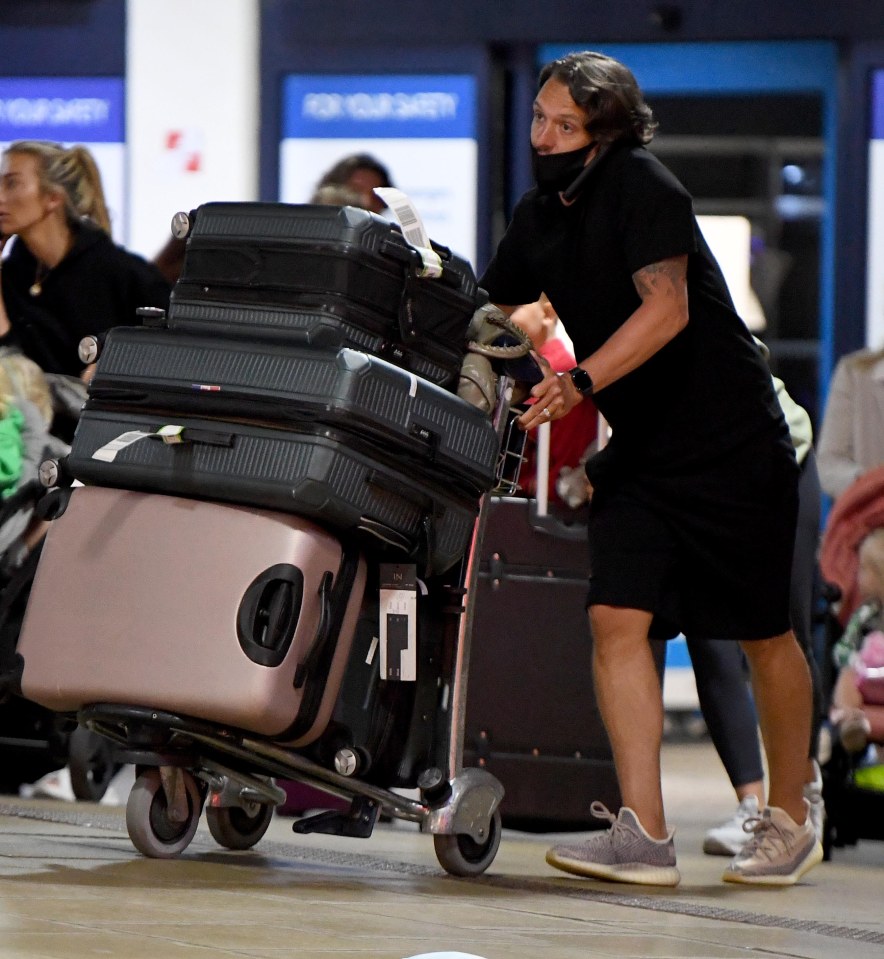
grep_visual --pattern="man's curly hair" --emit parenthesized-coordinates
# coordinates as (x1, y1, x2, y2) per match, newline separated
(538, 51, 657, 146)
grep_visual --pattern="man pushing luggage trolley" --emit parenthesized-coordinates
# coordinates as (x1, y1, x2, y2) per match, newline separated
(480, 49, 822, 887)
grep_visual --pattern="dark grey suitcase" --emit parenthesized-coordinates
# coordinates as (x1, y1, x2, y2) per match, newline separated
(169, 202, 483, 388)
(65, 409, 479, 576)
(87, 327, 500, 496)
(463, 494, 622, 830)
(163, 296, 453, 386)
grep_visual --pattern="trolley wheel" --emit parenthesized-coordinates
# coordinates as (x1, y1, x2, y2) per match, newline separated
(433, 809, 502, 877)
(68, 727, 117, 801)
(126, 768, 202, 859)
(206, 802, 274, 851)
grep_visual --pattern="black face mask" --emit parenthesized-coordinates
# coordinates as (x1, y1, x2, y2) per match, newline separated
(531, 143, 594, 195)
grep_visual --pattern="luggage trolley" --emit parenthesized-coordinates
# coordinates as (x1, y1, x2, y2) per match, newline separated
(19, 370, 528, 877)
(8, 200, 535, 875)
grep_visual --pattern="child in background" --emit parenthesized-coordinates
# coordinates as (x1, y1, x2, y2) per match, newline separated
(830, 528, 884, 756)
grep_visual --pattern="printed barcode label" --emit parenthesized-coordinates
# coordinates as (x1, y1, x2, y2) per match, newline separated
(374, 187, 430, 246)
(373, 187, 443, 278)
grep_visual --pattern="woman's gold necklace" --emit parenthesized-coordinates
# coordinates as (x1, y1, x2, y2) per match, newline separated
(29, 261, 49, 297)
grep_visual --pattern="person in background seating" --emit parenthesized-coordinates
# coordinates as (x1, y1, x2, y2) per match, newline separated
(313, 153, 394, 217)
(817, 346, 884, 499)
(0, 140, 170, 383)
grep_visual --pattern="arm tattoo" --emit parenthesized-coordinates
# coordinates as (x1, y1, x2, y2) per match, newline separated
(632, 259, 685, 302)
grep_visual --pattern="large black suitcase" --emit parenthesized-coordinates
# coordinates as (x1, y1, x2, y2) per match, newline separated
(463, 494, 622, 830)
(168, 202, 483, 388)
(65, 408, 478, 576)
(87, 326, 499, 497)
(164, 295, 452, 387)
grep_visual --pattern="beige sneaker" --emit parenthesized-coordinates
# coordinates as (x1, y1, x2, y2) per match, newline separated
(722, 802, 823, 886)
(546, 803, 680, 887)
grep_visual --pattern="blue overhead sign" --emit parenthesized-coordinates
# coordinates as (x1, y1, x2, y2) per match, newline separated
(539, 42, 837, 94)
(282, 74, 476, 139)
(872, 70, 884, 140)
(0, 77, 124, 143)
(866, 69, 884, 347)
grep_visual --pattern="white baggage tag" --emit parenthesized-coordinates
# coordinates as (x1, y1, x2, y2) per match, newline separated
(378, 563, 417, 681)
(373, 187, 443, 278)
(91, 430, 152, 462)
(91, 424, 186, 462)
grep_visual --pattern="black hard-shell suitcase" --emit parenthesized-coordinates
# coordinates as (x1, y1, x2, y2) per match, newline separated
(463, 494, 622, 830)
(88, 327, 500, 497)
(321, 568, 457, 791)
(169, 202, 483, 388)
(163, 295, 452, 387)
(167, 293, 461, 390)
(65, 409, 478, 576)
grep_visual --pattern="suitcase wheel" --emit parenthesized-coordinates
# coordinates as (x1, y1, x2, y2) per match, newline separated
(68, 726, 120, 802)
(126, 767, 203, 859)
(433, 808, 502, 877)
(206, 800, 274, 851)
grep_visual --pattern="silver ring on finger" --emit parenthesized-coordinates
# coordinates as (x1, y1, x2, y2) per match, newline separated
(542, 407, 552, 417)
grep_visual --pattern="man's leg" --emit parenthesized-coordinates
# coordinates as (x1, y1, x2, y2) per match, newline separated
(723, 630, 823, 885)
(590, 604, 668, 838)
(740, 630, 812, 825)
(545, 603, 680, 885)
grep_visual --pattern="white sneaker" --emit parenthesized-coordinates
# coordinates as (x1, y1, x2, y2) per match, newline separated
(19, 765, 76, 802)
(99, 764, 137, 806)
(703, 795, 760, 855)
(803, 759, 825, 843)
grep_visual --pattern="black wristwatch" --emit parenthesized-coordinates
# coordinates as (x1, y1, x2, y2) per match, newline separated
(568, 366, 594, 396)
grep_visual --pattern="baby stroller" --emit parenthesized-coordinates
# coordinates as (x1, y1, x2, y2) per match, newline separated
(818, 467, 884, 856)
(4, 200, 533, 874)
(0, 413, 121, 802)
(818, 605, 884, 856)
(821, 712, 884, 856)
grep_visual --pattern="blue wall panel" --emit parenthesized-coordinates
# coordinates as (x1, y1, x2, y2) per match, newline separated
(0, 0, 125, 76)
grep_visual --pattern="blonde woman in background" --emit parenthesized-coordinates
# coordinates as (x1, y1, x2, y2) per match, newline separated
(0, 141, 170, 384)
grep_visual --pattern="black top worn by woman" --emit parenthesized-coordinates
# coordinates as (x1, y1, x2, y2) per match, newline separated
(0, 220, 171, 376)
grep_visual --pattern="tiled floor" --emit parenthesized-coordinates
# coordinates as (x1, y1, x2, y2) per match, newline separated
(1, 739, 882, 959)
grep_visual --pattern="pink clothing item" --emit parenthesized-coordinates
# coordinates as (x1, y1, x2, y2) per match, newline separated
(538, 337, 578, 375)
(855, 630, 884, 706)
(819, 465, 884, 626)
(520, 338, 598, 502)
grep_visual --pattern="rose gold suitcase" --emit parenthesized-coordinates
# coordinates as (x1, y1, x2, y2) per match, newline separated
(17, 486, 366, 746)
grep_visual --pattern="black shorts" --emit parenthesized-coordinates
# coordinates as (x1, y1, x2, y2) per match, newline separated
(585, 432, 799, 641)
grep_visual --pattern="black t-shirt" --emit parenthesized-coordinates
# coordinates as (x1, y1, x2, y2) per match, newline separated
(481, 143, 786, 473)
(1, 222, 171, 375)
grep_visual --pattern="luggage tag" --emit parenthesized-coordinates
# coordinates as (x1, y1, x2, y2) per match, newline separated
(90, 424, 185, 462)
(378, 563, 418, 681)
(373, 187, 443, 279)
